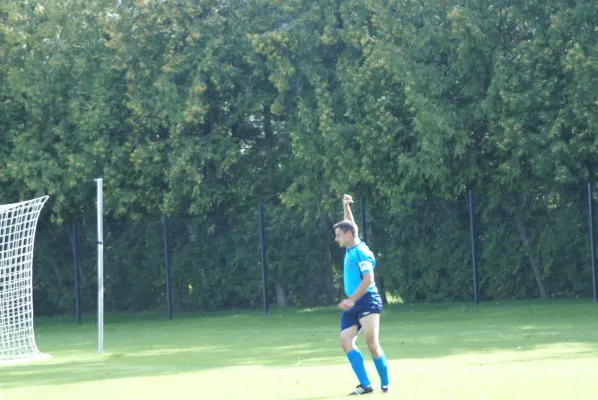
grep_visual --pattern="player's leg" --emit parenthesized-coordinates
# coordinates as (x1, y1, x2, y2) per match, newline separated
(359, 313, 390, 393)
(340, 324, 359, 353)
(340, 312, 373, 395)
(359, 313, 383, 357)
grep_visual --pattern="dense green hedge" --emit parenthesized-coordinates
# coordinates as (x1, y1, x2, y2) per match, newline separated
(2, 0, 598, 314)
(32, 191, 596, 316)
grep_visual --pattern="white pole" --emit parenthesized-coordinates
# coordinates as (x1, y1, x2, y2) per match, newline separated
(95, 178, 104, 356)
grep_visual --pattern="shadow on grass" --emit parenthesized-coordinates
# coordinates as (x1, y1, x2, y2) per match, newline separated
(2, 300, 598, 389)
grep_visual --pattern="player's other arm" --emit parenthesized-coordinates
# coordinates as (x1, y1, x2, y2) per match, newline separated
(339, 257, 375, 310)
(348, 269, 374, 305)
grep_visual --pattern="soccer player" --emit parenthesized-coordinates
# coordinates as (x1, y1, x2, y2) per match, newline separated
(334, 194, 390, 395)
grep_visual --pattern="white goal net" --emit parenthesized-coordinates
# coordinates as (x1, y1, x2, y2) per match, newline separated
(0, 196, 50, 363)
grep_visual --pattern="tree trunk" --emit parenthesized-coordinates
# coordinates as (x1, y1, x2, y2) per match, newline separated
(378, 276, 389, 305)
(275, 281, 288, 307)
(264, 104, 289, 308)
(515, 215, 548, 299)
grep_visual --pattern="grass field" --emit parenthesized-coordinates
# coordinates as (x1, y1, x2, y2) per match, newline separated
(1, 300, 598, 399)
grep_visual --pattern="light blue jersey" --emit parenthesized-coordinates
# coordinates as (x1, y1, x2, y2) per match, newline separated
(343, 241, 377, 297)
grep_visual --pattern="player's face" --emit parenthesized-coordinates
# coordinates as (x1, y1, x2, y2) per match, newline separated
(335, 228, 351, 248)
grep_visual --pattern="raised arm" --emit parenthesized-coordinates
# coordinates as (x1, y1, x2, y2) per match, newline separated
(343, 194, 356, 225)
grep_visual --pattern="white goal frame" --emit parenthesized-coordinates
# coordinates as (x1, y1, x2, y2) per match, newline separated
(95, 178, 104, 356)
(0, 195, 50, 364)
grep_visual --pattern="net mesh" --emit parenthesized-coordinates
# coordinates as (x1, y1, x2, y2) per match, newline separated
(0, 196, 49, 364)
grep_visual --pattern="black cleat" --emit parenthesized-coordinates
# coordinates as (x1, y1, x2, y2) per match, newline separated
(349, 384, 374, 395)
(381, 385, 390, 394)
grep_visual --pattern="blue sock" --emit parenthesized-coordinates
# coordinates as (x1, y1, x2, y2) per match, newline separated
(347, 349, 371, 387)
(372, 352, 390, 387)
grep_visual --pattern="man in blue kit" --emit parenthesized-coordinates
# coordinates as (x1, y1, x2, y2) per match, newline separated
(334, 194, 390, 396)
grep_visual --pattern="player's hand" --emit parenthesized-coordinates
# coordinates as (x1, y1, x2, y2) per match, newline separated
(338, 299, 355, 310)
(343, 194, 354, 206)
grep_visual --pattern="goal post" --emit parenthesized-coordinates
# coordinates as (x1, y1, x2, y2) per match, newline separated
(95, 178, 104, 356)
(0, 195, 50, 364)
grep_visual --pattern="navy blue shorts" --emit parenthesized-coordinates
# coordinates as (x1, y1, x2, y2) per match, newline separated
(340, 292, 383, 332)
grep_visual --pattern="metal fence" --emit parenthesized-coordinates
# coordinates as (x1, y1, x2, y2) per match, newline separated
(32, 185, 598, 322)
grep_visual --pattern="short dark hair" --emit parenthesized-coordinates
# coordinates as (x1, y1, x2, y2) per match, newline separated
(333, 220, 357, 236)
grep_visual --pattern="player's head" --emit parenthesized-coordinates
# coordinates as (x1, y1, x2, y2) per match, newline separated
(334, 220, 358, 248)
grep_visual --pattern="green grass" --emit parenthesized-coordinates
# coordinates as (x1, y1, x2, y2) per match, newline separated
(2, 300, 598, 399)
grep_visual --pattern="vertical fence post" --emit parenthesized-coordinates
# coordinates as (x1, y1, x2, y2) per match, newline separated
(259, 204, 269, 315)
(360, 197, 388, 304)
(468, 189, 480, 307)
(162, 214, 173, 319)
(72, 223, 81, 325)
(360, 197, 367, 242)
(588, 182, 597, 303)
